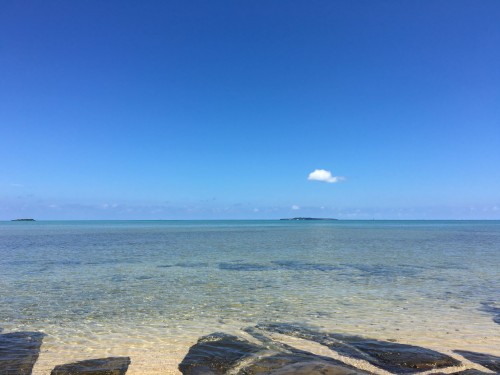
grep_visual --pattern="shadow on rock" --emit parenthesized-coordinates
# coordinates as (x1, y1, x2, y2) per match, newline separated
(178, 332, 369, 375)
(432, 370, 489, 375)
(242, 351, 369, 374)
(257, 323, 461, 373)
(0, 331, 45, 375)
(51, 356, 131, 375)
(454, 350, 500, 373)
(179, 333, 262, 374)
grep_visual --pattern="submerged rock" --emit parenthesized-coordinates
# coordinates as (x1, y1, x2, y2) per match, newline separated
(0, 331, 45, 375)
(178, 332, 369, 375)
(454, 350, 500, 373)
(257, 323, 461, 373)
(51, 356, 131, 375)
(241, 352, 369, 375)
(179, 333, 262, 374)
(433, 370, 489, 375)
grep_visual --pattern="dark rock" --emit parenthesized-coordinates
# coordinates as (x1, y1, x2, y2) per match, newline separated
(239, 352, 369, 374)
(178, 333, 262, 374)
(51, 356, 131, 375)
(432, 370, 489, 375)
(0, 331, 45, 375)
(257, 323, 461, 373)
(242, 327, 369, 374)
(454, 350, 500, 372)
(180, 331, 369, 375)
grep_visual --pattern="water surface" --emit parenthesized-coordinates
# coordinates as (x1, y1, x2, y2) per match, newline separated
(1, 220, 499, 373)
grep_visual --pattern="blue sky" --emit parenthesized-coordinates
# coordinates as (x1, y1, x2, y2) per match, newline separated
(1, 1, 499, 220)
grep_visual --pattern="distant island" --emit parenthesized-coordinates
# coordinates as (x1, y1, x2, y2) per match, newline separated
(280, 217, 337, 221)
(11, 218, 36, 221)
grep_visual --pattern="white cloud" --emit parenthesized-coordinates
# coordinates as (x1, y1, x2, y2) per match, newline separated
(291, 205, 300, 210)
(308, 169, 344, 183)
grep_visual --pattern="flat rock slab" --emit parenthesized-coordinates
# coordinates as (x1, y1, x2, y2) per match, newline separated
(0, 331, 45, 375)
(257, 323, 461, 373)
(454, 350, 500, 373)
(51, 356, 131, 375)
(241, 352, 369, 375)
(432, 371, 490, 375)
(179, 333, 262, 374)
(179, 332, 369, 375)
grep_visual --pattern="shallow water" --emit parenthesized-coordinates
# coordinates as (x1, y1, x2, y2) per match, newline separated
(1, 220, 499, 374)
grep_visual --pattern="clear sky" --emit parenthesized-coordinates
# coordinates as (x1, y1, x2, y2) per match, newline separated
(1, 1, 499, 220)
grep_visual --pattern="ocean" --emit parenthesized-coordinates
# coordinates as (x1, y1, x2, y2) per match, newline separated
(0, 220, 499, 374)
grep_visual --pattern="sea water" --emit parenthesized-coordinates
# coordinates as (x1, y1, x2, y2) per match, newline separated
(0, 220, 499, 374)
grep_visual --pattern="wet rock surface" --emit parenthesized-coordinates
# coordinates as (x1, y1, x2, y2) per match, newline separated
(0, 331, 45, 375)
(433, 370, 490, 375)
(178, 332, 368, 375)
(51, 356, 131, 375)
(257, 323, 461, 373)
(241, 352, 369, 374)
(454, 350, 500, 372)
(178, 333, 263, 374)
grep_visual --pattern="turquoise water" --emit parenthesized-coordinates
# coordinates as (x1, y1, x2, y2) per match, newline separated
(1, 220, 499, 374)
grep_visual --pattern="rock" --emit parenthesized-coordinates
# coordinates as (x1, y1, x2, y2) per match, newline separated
(432, 370, 489, 375)
(454, 350, 500, 372)
(179, 332, 368, 375)
(0, 331, 45, 375)
(178, 333, 262, 374)
(243, 327, 369, 374)
(257, 323, 461, 373)
(51, 356, 131, 375)
(240, 352, 369, 374)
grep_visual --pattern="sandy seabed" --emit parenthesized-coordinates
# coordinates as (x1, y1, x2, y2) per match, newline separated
(28, 314, 500, 375)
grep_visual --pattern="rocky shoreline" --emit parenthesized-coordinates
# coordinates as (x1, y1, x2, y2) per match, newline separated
(1, 323, 499, 374)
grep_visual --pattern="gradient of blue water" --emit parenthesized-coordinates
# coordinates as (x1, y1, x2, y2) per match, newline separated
(1, 220, 499, 372)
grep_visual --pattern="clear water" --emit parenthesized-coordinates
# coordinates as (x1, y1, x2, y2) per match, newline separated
(1, 220, 499, 374)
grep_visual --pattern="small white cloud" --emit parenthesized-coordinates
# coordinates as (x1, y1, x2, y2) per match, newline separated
(292, 205, 300, 210)
(308, 169, 344, 183)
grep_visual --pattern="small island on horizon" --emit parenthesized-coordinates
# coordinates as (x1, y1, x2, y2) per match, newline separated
(11, 218, 36, 221)
(279, 217, 338, 221)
